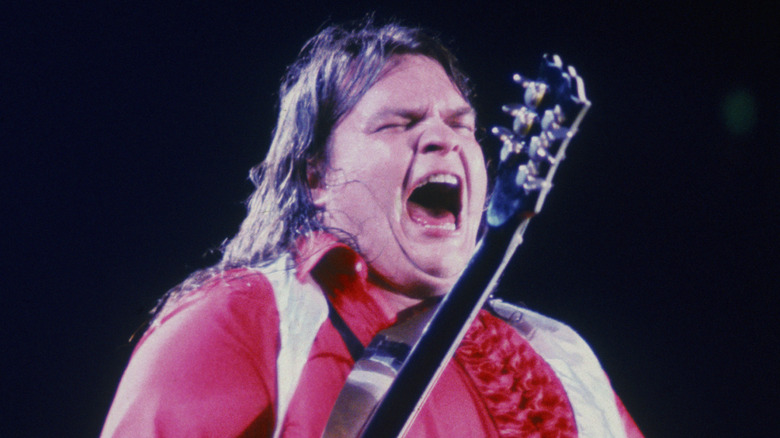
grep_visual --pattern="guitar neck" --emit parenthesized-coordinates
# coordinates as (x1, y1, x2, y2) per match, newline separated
(359, 215, 528, 438)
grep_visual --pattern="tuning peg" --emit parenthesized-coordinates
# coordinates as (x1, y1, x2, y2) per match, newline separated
(527, 136, 546, 162)
(511, 73, 529, 86)
(501, 105, 539, 135)
(491, 125, 513, 142)
(528, 179, 552, 193)
(501, 103, 525, 116)
(567, 64, 578, 78)
(512, 73, 547, 109)
(518, 170, 551, 193)
(515, 164, 549, 193)
(491, 126, 523, 161)
(546, 53, 564, 68)
(491, 126, 515, 155)
(515, 164, 531, 187)
(514, 108, 537, 136)
(524, 82, 548, 108)
(528, 134, 557, 165)
(500, 104, 536, 136)
(540, 107, 563, 131)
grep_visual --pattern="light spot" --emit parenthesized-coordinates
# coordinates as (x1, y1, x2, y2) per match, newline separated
(721, 88, 757, 136)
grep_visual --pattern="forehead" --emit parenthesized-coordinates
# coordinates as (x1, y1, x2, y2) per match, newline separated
(354, 55, 471, 115)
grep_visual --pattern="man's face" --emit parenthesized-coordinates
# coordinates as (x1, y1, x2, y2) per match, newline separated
(313, 55, 488, 297)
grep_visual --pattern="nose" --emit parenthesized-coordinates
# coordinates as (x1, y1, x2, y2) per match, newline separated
(417, 119, 460, 155)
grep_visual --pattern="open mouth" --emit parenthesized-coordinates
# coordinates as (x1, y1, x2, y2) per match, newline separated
(406, 174, 462, 231)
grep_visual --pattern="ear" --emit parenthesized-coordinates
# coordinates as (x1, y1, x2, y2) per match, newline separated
(307, 159, 328, 208)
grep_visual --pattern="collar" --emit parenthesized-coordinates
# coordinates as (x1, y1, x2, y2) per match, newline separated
(294, 232, 398, 344)
(294, 232, 368, 283)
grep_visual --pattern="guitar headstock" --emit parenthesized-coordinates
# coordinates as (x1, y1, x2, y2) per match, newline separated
(487, 54, 591, 227)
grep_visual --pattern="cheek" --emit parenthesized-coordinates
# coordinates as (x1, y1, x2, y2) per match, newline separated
(468, 150, 489, 206)
(371, 163, 394, 180)
(324, 161, 402, 222)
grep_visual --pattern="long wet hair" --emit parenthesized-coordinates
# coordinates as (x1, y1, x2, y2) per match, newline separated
(151, 18, 474, 320)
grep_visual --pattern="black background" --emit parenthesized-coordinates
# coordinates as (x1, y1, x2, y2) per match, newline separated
(2, 1, 776, 436)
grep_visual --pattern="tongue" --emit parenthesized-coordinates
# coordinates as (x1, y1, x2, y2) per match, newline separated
(407, 201, 456, 228)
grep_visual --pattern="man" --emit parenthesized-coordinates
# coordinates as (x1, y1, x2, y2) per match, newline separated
(102, 20, 642, 437)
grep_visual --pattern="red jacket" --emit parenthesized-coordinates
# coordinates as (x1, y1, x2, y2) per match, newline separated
(102, 234, 642, 437)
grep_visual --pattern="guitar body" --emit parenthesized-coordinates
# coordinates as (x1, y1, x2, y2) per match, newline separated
(322, 54, 591, 438)
(322, 306, 435, 437)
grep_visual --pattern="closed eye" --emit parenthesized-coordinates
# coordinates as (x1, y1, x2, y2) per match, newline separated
(450, 122, 476, 133)
(447, 108, 476, 134)
(376, 123, 407, 131)
(376, 117, 421, 132)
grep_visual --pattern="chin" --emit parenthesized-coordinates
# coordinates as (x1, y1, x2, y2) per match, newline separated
(406, 263, 465, 298)
(403, 243, 474, 292)
(401, 278, 453, 299)
(420, 251, 471, 277)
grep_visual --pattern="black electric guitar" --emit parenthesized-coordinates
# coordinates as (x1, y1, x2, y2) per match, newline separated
(322, 54, 591, 438)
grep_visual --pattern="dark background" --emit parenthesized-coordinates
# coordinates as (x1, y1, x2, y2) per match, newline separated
(2, 1, 776, 436)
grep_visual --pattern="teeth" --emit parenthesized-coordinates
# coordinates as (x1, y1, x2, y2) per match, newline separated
(420, 173, 459, 187)
(424, 223, 457, 231)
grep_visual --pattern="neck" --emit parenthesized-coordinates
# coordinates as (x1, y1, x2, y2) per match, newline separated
(366, 270, 449, 316)
(375, 288, 425, 315)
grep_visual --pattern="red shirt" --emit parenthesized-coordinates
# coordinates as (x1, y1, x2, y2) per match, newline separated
(102, 235, 641, 437)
